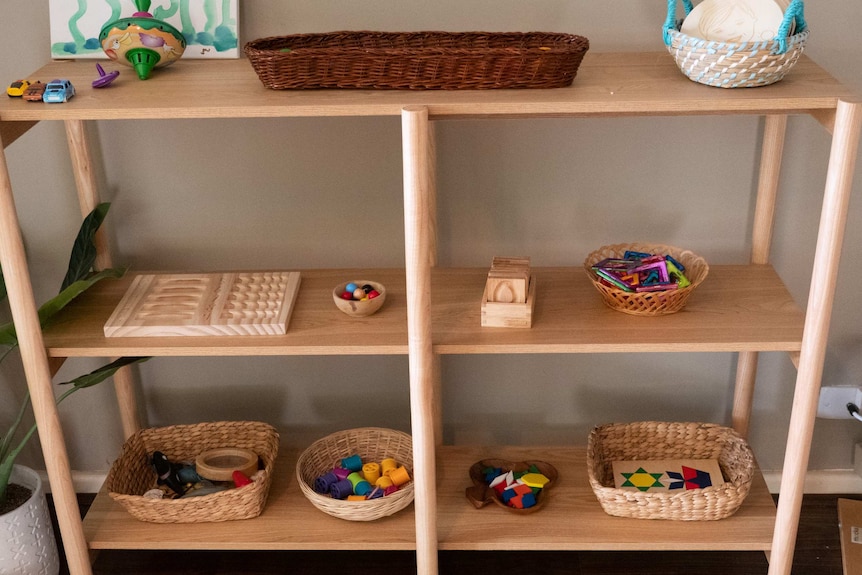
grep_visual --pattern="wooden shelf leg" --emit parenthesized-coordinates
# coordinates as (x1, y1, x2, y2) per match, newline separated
(733, 115, 788, 437)
(402, 106, 439, 575)
(768, 100, 862, 575)
(0, 140, 92, 574)
(64, 119, 142, 439)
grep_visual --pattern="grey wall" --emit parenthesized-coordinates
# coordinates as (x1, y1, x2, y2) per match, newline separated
(1, 1, 861, 482)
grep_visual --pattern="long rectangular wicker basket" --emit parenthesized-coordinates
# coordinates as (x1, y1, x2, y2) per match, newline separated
(106, 421, 279, 523)
(587, 421, 755, 521)
(244, 31, 589, 90)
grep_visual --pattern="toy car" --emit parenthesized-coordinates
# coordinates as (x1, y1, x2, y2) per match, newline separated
(43, 79, 75, 103)
(7, 80, 30, 97)
(22, 81, 46, 102)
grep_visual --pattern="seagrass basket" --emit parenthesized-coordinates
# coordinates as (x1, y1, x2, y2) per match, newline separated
(106, 421, 279, 523)
(244, 31, 589, 90)
(583, 243, 708, 316)
(663, 0, 808, 88)
(587, 421, 755, 520)
(296, 427, 414, 521)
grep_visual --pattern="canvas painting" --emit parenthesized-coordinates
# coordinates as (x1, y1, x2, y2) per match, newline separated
(49, 0, 240, 59)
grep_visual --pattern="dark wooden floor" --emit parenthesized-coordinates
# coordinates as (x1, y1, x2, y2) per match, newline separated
(52, 494, 848, 574)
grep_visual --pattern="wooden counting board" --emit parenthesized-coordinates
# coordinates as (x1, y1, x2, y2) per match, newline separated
(104, 271, 301, 337)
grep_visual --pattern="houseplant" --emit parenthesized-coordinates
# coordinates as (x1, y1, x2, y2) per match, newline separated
(0, 203, 147, 573)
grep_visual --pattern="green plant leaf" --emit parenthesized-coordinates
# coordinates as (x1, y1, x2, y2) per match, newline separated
(0, 267, 125, 344)
(41, 267, 126, 328)
(61, 202, 110, 291)
(59, 356, 149, 389)
(0, 263, 7, 304)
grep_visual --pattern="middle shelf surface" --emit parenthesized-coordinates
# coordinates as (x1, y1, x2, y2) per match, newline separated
(45, 266, 803, 357)
(83, 445, 776, 552)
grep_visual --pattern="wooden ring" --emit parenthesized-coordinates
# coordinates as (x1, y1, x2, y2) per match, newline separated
(194, 447, 259, 481)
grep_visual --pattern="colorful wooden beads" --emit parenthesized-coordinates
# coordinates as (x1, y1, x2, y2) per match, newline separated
(313, 452, 411, 501)
(591, 250, 690, 293)
(340, 282, 381, 302)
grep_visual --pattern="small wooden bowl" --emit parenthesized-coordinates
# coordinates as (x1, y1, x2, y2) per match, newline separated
(332, 280, 386, 317)
(195, 447, 259, 482)
(466, 459, 558, 514)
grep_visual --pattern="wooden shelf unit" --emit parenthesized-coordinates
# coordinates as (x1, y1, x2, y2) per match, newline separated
(0, 52, 859, 575)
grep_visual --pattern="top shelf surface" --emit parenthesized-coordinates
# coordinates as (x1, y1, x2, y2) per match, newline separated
(0, 52, 855, 122)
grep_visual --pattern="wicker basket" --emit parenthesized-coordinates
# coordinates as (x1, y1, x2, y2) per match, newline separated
(583, 242, 709, 316)
(296, 427, 414, 521)
(244, 31, 589, 90)
(587, 421, 755, 520)
(106, 421, 279, 523)
(662, 0, 808, 88)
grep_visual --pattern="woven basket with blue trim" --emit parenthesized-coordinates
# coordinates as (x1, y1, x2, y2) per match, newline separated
(663, 0, 808, 88)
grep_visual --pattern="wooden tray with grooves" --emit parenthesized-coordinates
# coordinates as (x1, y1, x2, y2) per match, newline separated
(103, 271, 301, 337)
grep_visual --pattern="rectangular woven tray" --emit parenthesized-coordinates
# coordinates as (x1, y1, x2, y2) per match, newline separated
(244, 31, 589, 90)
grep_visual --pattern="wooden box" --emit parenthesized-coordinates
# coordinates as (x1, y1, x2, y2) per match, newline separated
(481, 275, 536, 328)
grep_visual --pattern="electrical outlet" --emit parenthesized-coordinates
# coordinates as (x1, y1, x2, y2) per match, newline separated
(817, 386, 862, 418)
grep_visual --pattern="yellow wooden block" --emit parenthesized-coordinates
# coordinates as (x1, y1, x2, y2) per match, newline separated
(520, 472, 550, 489)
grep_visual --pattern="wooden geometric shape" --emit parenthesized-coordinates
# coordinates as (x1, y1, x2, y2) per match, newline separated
(485, 277, 528, 303)
(481, 275, 536, 328)
(103, 271, 301, 337)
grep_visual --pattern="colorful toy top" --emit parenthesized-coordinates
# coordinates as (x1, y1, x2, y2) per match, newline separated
(99, 0, 186, 80)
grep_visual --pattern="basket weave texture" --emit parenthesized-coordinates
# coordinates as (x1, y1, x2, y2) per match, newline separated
(244, 31, 589, 90)
(587, 421, 755, 521)
(296, 427, 414, 521)
(583, 242, 709, 316)
(663, 0, 808, 88)
(106, 421, 279, 523)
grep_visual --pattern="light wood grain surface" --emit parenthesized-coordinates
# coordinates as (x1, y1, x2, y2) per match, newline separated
(0, 53, 853, 123)
(41, 265, 803, 357)
(83, 445, 775, 552)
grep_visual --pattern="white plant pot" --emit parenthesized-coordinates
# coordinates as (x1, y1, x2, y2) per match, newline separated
(0, 465, 60, 575)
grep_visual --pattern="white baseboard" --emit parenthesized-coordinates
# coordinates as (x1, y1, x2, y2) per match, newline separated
(39, 471, 107, 494)
(762, 469, 862, 494)
(38, 469, 862, 496)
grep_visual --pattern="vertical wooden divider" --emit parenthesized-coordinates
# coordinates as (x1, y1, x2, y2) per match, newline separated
(0, 136, 92, 574)
(732, 114, 788, 438)
(768, 99, 862, 575)
(402, 106, 439, 575)
(65, 120, 143, 439)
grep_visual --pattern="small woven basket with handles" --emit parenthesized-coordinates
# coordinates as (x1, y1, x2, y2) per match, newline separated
(583, 242, 709, 316)
(663, 0, 808, 88)
(587, 421, 755, 521)
(106, 421, 279, 523)
(296, 427, 414, 521)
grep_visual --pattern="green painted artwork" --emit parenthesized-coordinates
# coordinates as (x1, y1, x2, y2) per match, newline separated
(49, 0, 239, 59)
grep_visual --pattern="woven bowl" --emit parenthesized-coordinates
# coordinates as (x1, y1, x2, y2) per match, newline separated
(296, 427, 414, 521)
(663, 0, 808, 88)
(333, 280, 386, 317)
(105, 421, 279, 523)
(587, 421, 755, 521)
(583, 243, 708, 316)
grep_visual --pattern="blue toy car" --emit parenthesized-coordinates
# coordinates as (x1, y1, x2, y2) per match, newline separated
(43, 79, 75, 103)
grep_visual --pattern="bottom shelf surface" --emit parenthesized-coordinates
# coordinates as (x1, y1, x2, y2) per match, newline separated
(83, 446, 775, 552)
